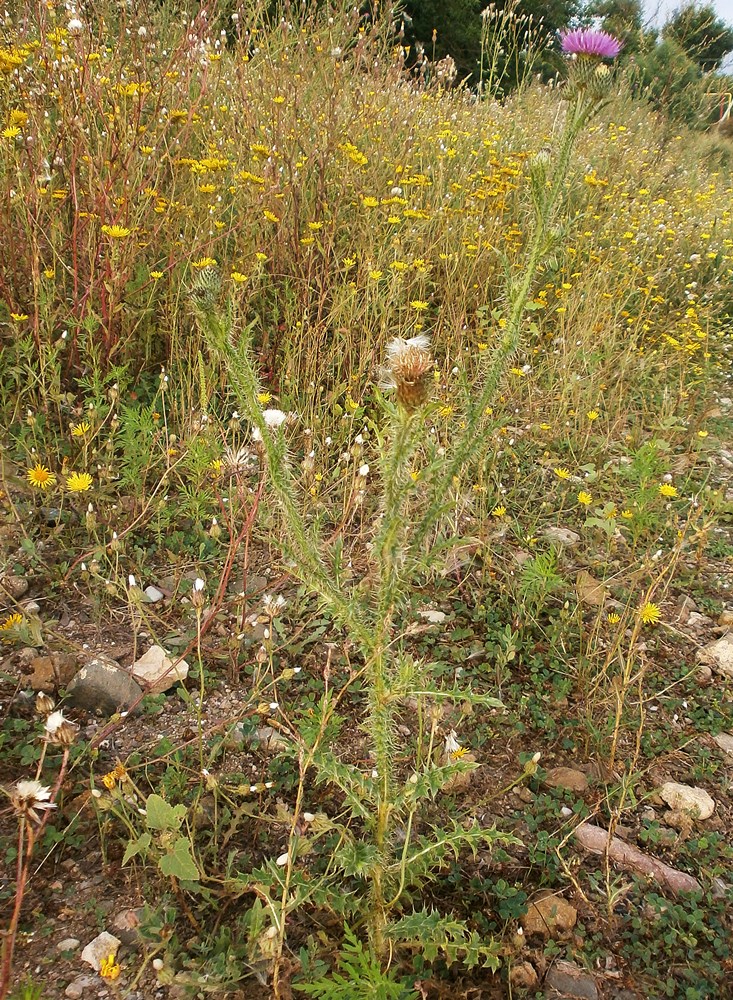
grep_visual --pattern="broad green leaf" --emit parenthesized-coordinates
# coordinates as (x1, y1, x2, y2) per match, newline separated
(145, 793, 187, 830)
(121, 832, 151, 866)
(159, 837, 200, 880)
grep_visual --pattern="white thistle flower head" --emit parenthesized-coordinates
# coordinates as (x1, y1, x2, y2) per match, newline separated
(223, 444, 252, 474)
(45, 710, 66, 735)
(358, 464, 370, 477)
(381, 335, 434, 411)
(67, 17, 83, 32)
(44, 710, 78, 746)
(252, 408, 289, 442)
(263, 594, 286, 616)
(11, 779, 56, 824)
(444, 730, 461, 755)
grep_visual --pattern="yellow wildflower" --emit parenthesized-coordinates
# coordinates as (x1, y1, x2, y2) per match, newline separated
(658, 483, 678, 498)
(639, 602, 661, 625)
(554, 467, 571, 480)
(27, 464, 56, 490)
(101, 224, 131, 239)
(66, 472, 93, 492)
(577, 491, 593, 506)
(71, 421, 91, 436)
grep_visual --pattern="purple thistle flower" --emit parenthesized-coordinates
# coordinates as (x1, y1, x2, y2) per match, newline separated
(560, 28, 623, 59)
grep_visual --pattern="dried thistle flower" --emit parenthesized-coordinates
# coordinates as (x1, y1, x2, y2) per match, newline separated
(10, 779, 57, 824)
(35, 692, 55, 715)
(44, 709, 78, 747)
(381, 335, 434, 412)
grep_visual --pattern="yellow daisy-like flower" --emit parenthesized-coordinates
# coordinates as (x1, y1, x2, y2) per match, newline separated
(607, 612, 621, 624)
(554, 467, 571, 480)
(101, 224, 132, 239)
(192, 257, 217, 269)
(577, 491, 593, 506)
(450, 747, 471, 760)
(231, 271, 248, 283)
(410, 300, 429, 310)
(2, 126, 21, 139)
(150, 270, 164, 280)
(10, 312, 29, 321)
(639, 602, 661, 625)
(263, 210, 280, 223)
(71, 421, 90, 437)
(27, 464, 56, 490)
(697, 430, 708, 438)
(587, 410, 599, 421)
(620, 509, 633, 519)
(658, 483, 678, 498)
(491, 504, 507, 517)
(66, 471, 93, 492)
(0, 612, 23, 632)
(257, 392, 272, 405)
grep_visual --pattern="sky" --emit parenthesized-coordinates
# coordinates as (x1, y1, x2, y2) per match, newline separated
(643, 0, 733, 70)
(645, 0, 733, 28)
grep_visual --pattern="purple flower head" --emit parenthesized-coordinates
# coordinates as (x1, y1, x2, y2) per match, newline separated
(560, 28, 623, 59)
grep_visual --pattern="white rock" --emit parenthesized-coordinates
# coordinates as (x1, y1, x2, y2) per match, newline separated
(418, 609, 446, 624)
(542, 526, 580, 547)
(81, 930, 121, 971)
(697, 633, 733, 678)
(659, 782, 715, 820)
(713, 732, 733, 756)
(144, 585, 165, 603)
(131, 645, 189, 693)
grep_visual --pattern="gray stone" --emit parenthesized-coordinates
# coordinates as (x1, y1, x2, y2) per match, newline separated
(713, 732, 733, 755)
(67, 657, 143, 715)
(697, 633, 733, 678)
(250, 725, 290, 752)
(64, 974, 99, 998)
(1, 574, 28, 599)
(545, 961, 598, 999)
(57, 937, 81, 952)
(131, 645, 189, 693)
(144, 585, 165, 603)
(675, 595, 697, 622)
(542, 526, 580, 547)
(718, 609, 733, 627)
(112, 907, 143, 946)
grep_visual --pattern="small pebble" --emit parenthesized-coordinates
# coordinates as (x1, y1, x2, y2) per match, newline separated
(57, 937, 81, 952)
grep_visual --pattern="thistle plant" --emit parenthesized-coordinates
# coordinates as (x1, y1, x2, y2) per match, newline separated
(192, 28, 622, 980)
